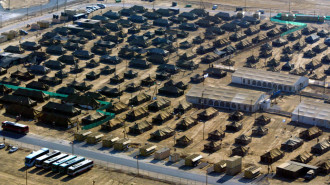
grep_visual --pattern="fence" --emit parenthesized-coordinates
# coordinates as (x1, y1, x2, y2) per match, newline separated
(82, 114, 115, 130)
(299, 91, 329, 100)
(270, 16, 307, 37)
(265, 108, 292, 117)
(4, 138, 206, 185)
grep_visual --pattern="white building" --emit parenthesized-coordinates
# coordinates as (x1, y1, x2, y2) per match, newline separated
(232, 68, 309, 93)
(292, 101, 330, 129)
(186, 85, 268, 112)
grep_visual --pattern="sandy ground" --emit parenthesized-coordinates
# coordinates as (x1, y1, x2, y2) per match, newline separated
(0, 0, 49, 10)
(0, 147, 170, 185)
(0, 5, 329, 185)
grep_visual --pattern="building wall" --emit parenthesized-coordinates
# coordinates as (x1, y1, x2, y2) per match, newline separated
(291, 113, 329, 129)
(186, 95, 260, 112)
(232, 75, 308, 93)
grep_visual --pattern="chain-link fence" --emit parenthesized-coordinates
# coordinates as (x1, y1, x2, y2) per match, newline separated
(4, 138, 207, 185)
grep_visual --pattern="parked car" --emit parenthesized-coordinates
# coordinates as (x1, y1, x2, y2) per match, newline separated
(97, 4, 106, 9)
(304, 170, 316, 180)
(19, 29, 28, 35)
(86, 6, 96, 11)
(93, 6, 100, 10)
(9, 146, 18, 153)
(0, 143, 5, 149)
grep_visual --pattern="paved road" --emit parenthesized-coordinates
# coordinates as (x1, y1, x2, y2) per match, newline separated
(0, 0, 79, 22)
(1, 130, 246, 185)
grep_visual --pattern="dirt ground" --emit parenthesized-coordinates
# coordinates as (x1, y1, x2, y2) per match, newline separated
(0, 4, 329, 185)
(105, 0, 330, 15)
(0, 0, 49, 9)
(0, 147, 170, 185)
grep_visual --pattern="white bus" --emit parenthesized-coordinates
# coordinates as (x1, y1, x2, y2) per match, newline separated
(67, 160, 93, 176)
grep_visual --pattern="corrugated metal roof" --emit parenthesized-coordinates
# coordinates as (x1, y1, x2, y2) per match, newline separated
(186, 85, 266, 105)
(292, 100, 330, 122)
(232, 67, 307, 86)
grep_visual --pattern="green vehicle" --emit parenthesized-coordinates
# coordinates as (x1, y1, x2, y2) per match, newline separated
(51, 155, 76, 172)
(59, 156, 85, 174)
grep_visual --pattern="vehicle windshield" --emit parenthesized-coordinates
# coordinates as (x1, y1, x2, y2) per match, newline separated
(25, 158, 31, 164)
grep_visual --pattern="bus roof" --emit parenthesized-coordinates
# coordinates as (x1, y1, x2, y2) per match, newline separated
(73, 13, 86, 17)
(3, 121, 28, 128)
(45, 154, 68, 163)
(52, 155, 76, 166)
(25, 148, 49, 159)
(60, 156, 85, 167)
(36, 150, 60, 160)
(68, 159, 92, 170)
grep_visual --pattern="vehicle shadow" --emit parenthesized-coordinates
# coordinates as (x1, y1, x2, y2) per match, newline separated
(0, 130, 25, 139)
(217, 174, 234, 183)
(18, 166, 27, 172)
(28, 167, 43, 173)
(52, 172, 65, 179)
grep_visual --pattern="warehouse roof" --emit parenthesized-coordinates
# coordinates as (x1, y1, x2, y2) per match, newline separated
(292, 100, 330, 122)
(232, 67, 307, 86)
(186, 85, 266, 105)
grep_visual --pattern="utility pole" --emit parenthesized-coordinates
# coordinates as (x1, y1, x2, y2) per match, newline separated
(70, 141, 74, 154)
(0, 15, 2, 28)
(26, 166, 28, 185)
(136, 155, 139, 175)
(26, 7, 29, 20)
(40, 4, 43, 15)
(206, 172, 208, 185)
(57, 0, 59, 11)
(245, 0, 247, 12)
(203, 122, 205, 140)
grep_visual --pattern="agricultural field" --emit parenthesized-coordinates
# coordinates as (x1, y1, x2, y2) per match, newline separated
(0, 2, 329, 185)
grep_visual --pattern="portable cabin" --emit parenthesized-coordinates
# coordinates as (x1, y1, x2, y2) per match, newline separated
(154, 148, 171, 160)
(114, 138, 131, 151)
(140, 144, 157, 156)
(214, 161, 226, 173)
(185, 154, 202, 167)
(169, 153, 181, 163)
(86, 133, 104, 144)
(244, 166, 261, 179)
(74, 130, 92, 141)
(102, 135, 120, 148)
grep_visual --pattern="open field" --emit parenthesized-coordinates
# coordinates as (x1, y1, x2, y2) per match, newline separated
(0, 0, 49, 10)
(0, 147, 170, 185)
(0, 3, 329, 185)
